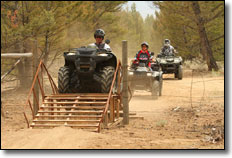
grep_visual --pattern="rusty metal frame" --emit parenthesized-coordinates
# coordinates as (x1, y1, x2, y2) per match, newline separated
(98, 61, 122, 132)
(23, 60, 58, 128)
(23, 60, 123, 132)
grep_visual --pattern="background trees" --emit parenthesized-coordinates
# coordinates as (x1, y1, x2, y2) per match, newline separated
(1, 1, 224, 87)
(153, 1, 224, 71)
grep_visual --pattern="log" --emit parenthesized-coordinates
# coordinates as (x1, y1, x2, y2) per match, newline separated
(1, 53, 33, 58)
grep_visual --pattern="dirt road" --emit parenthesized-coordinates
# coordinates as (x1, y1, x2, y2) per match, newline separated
(1, 73, 224, 149)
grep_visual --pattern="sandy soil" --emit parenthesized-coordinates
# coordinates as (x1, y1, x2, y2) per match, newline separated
(1, 72, 224, 149)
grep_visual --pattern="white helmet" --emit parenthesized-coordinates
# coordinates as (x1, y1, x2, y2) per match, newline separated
(164, 39, 170, 47)
(141, 42, 149, 48)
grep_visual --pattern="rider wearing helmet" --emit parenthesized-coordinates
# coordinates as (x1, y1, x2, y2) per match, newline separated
(160, 39, 177, 56)
(133, 42, 152, 67)
(88, 29, 111, 52)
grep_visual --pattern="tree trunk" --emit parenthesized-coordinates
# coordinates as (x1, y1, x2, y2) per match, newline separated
(43, 31, 49, 66)
(23, 40, 33, 87)
(191, 1, 219, 71)
(93, 2, 100, 30)
(14, 41, 26, 88)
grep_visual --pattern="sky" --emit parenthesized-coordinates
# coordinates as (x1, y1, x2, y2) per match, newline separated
(122, 1, 158, 19)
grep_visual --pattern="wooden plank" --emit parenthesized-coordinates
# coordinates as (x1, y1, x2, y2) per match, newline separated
(42, 101, 107, 104)
(33, 120, 100, 123)
(38, 111, 103, 114)
(45, 97, 108, 100)
(35, 115, 102, 119)
(40, 106, 105, 109)
(30, 124, 99, 128)
(47, 93, 109, 97)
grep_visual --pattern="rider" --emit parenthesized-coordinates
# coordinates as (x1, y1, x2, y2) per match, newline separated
(134, 42, 152, 67)
(88, 29, 111, 52)
(160, 39, 177, 56)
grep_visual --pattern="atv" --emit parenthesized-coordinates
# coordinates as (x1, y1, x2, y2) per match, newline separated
(128, 52, 163, 99)
(156, 53, 183, 80)
(58, 40, 117, 93)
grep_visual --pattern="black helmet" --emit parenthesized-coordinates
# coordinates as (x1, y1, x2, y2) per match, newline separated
(141, 42, 149, 48)
(94, 29, 105, 39)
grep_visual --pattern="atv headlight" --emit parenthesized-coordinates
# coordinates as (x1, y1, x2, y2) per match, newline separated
(97, 53, 108, 57)
(147, 73, 152, 76)
(129, 72, 134, 75)
(67, 52, 76, 55)
(161, 60, 166, 63)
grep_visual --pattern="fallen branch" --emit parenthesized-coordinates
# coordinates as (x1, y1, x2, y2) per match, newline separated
(1, 59, 21, 81)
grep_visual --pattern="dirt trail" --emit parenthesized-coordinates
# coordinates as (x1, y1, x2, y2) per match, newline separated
(1, 73, 224, 149)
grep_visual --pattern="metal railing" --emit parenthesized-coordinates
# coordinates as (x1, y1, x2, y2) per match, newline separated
(23, 60, 58, 127)
(23, 59, 127, 132)
(98, 61, 123, 132)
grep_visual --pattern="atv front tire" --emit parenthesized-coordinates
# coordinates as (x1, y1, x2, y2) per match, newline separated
(58, 67, 70, 93)
(99, 66, 115, 93)
(177, 65, 183, 80)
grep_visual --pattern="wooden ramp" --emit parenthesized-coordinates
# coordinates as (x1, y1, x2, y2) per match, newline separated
(30, 94, 110, 132)
(23, 60, 123, 133)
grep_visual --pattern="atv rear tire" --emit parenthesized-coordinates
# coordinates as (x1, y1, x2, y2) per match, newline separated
(178, 65, 183, 80)
(151, 80, 159, 99)
(58, 67, 70, 93)
(99, 66, 115, 93)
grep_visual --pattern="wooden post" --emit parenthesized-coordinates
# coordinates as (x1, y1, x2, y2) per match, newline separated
(116, 98, 120, 119)
(103, 113, 108, 128)
(122, 40, 129, 125)
(33, 40, 39, 115)
(109, 96, 114, 122)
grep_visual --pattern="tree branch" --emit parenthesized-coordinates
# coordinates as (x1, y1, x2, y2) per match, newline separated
(204, 9, 224, 24)
(209, 34, 224, 43)
(211, 3, 223, 12)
